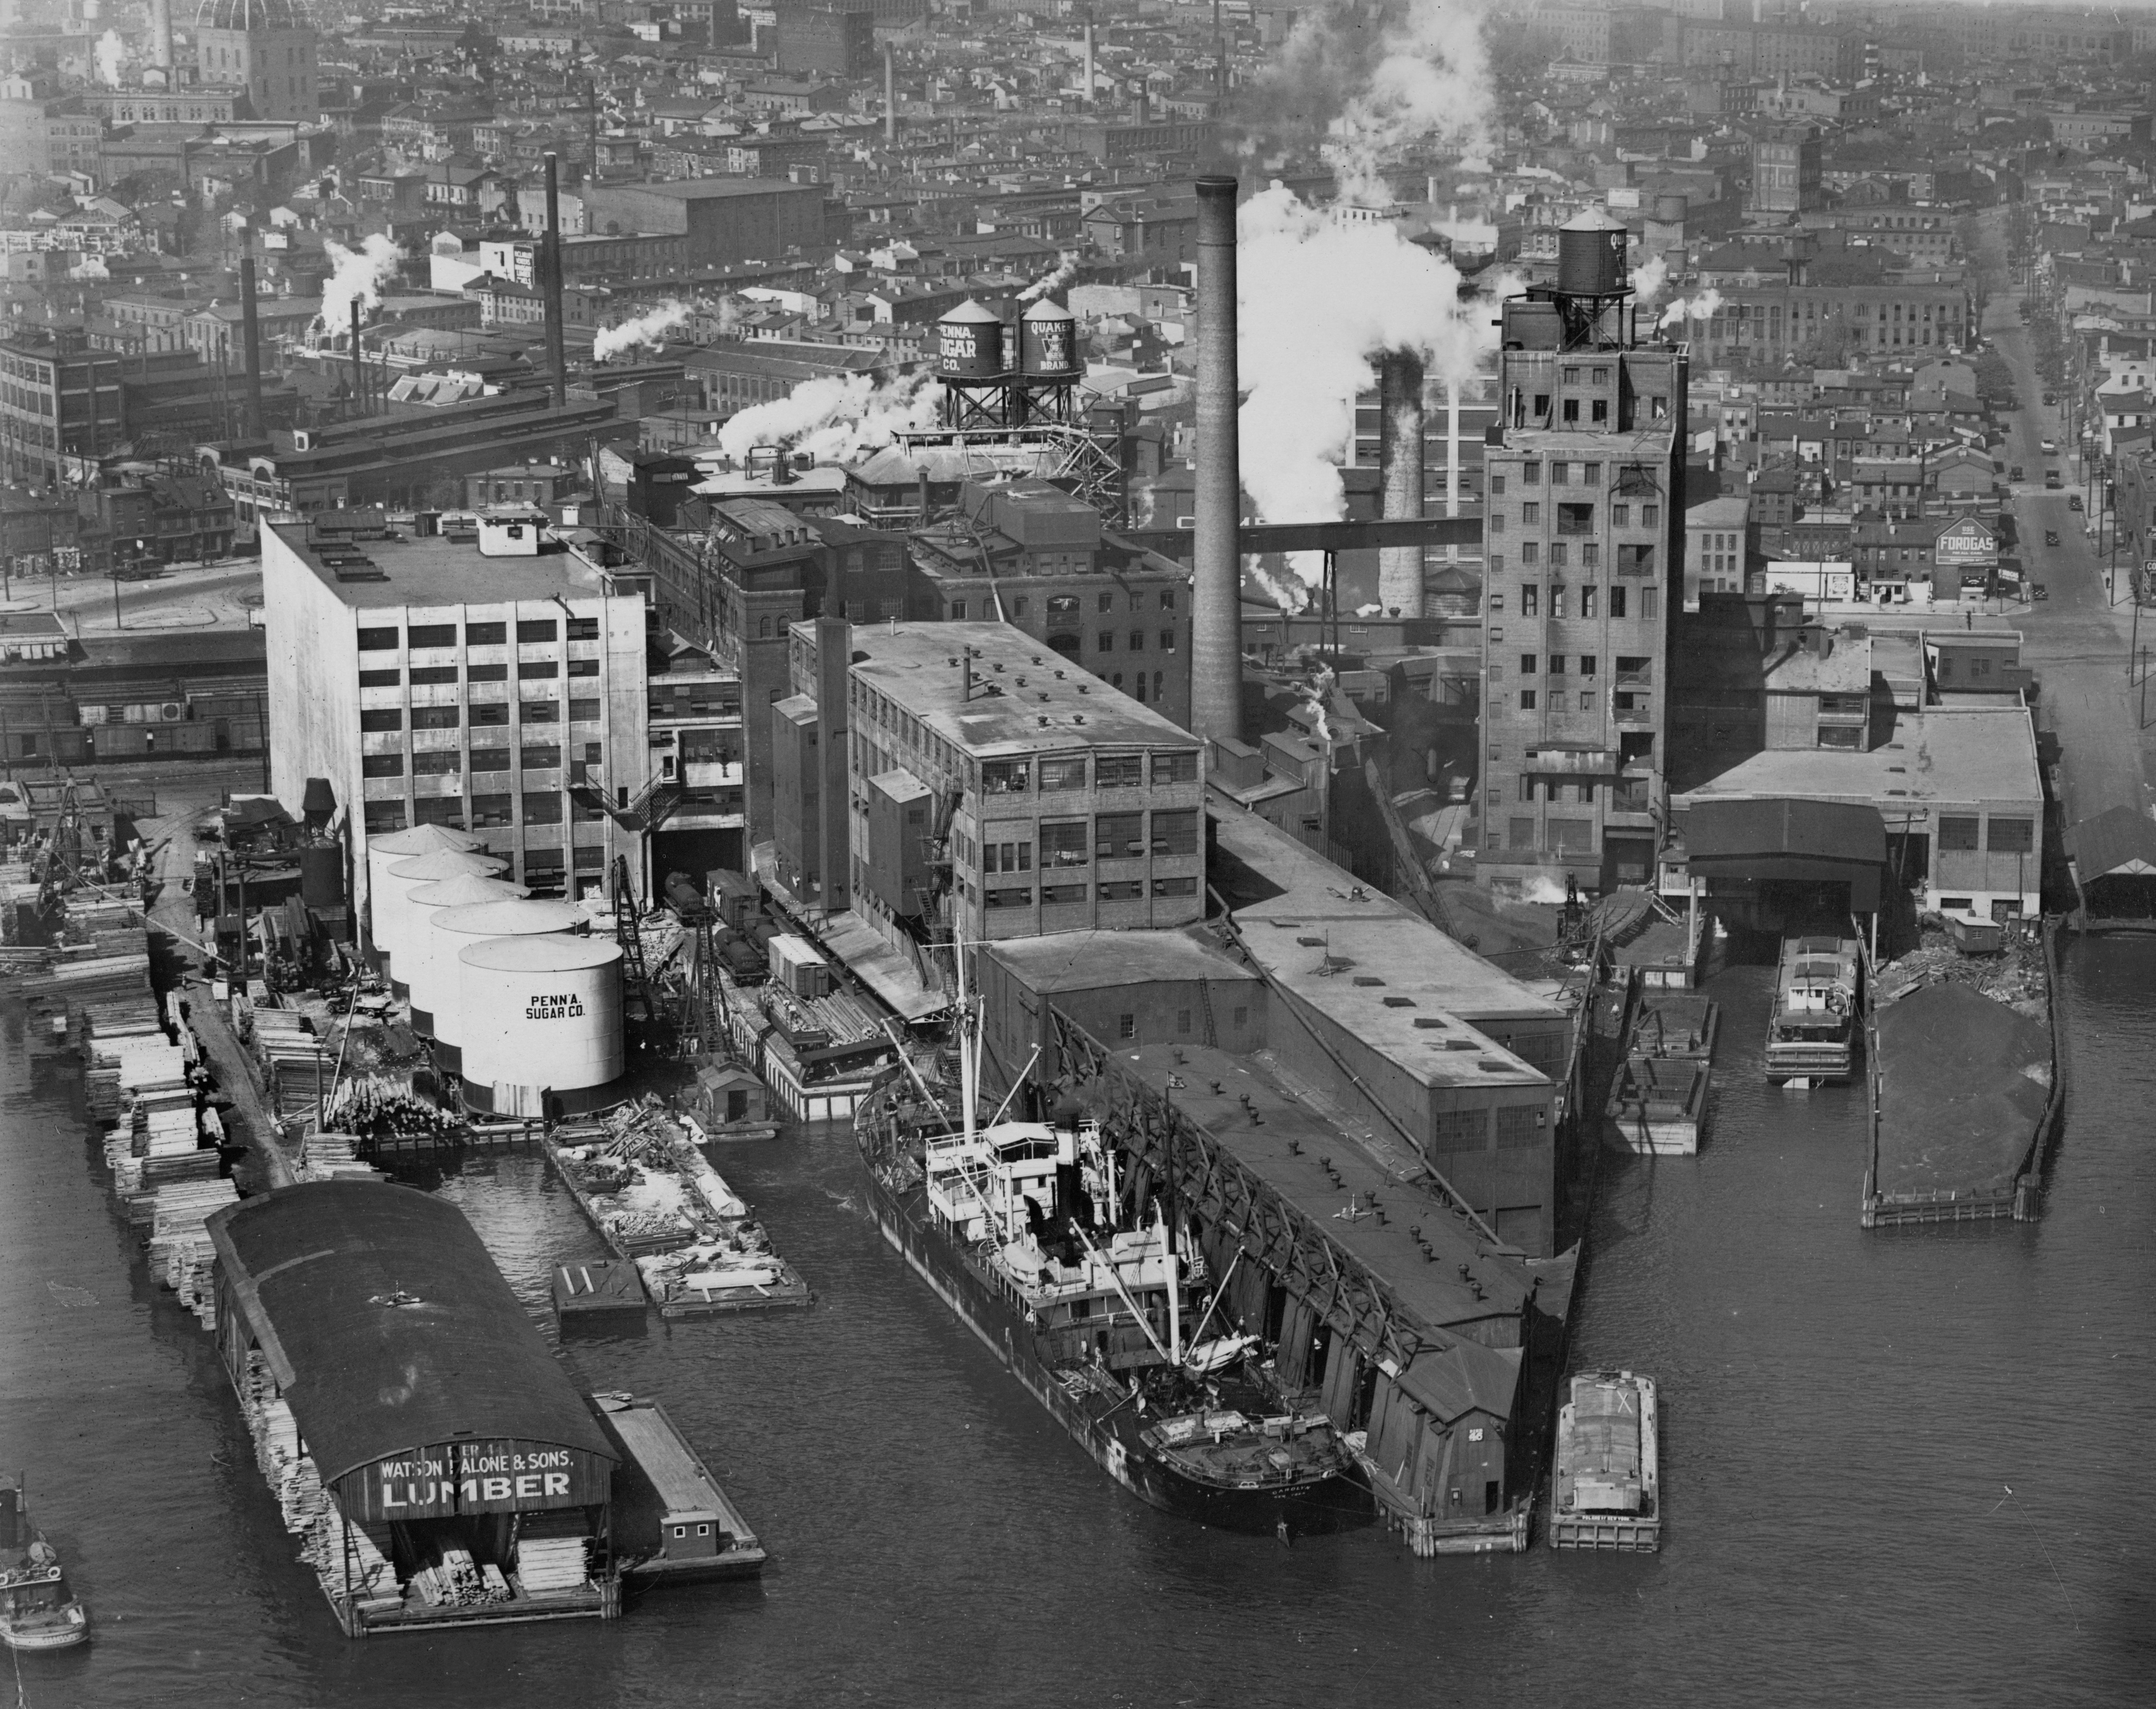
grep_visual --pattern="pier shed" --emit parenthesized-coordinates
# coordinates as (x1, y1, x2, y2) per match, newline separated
(206, 1181, 621, 1635)
(1677, 797, 1887, 927)
(2065, 806, 2156, 924)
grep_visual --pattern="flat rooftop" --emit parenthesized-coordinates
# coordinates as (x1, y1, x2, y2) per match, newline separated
(1766, 632, 1870, 694)
(1675, 706, 2042, 811)
(1209, 805, 1568, 1031)
(269, 521, 619, 611)
(837, 621, 1197, 757)
(987, 926, 1261, 993)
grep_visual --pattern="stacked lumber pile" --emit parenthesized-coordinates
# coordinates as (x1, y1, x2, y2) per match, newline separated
(302, 1510, 396, 1605)
(147, 1179, 238, 1325)
(413, 1546, 511, 1608)
(512, 1528, 590, 1595)
(296, 1130, 382, 1182)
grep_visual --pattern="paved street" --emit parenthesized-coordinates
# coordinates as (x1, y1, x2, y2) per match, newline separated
(1974, 210, 2154, 829)
(0, 558, 263, 636)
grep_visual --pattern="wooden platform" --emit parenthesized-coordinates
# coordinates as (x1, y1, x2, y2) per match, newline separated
(329, 1577, 616, 1636)
(552, 1258, 648, 1322)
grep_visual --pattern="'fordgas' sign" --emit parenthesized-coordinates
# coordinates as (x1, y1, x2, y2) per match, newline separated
(1933, 518, 1998, 569)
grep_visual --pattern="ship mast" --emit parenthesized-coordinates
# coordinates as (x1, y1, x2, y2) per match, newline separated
(1158, 1202, 1179, 1368)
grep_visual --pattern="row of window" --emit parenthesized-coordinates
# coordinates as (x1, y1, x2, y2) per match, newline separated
(360, 782, 603, 825)
(974, 809, 1201, 872)
(1938, 816, 2034, 853)
(361, 700, 601, 729)
(354, 617, 598, 651)
(978, 876, 1199, 907)
(1489, 584, 1656, 621)
(978, 751, 1199, 794)
(360, 661, 597, 689)
(361, 742, 599, 772)
(1508, 653, 1652, 679)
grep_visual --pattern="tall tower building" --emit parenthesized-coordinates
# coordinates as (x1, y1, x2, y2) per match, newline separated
(194, 0, 318, 123)
(1479, 207, 1688, 891)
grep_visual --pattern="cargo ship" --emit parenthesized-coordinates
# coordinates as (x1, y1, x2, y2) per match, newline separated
(0, 1478, 89, 1651)
(1549, 1371, 1661, 1552)
(855, 956, 1365, 1535)
(1765, 936, 1861, 1085)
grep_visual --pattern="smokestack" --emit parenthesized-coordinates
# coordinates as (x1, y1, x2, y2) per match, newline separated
(240, 255, 265, 439)
(150, 0, 171, 67)
(349, 299, 365, 418)
(542, 152, 568, 412)
(1193, 174, 1241, 748)
(1378, 349, 1425, 618)
(884, 44, 896, 144)
(1083, 21, 1094, 107)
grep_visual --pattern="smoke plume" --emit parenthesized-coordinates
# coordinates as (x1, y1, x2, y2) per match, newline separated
(1658, 287, 1723, 330)
(1631, 254, 1669, 308)
(1018, 253, 1078, 303)
(594, 299, 689, 361)
(716, 369, 942, 464)
(319, 235, 403, 335)
(95, 29, 125, 87)
(1236, 184, 1505, 604)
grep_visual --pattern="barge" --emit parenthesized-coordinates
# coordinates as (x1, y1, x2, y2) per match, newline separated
(0, 1479, 88, 1652)
(1606, 988, 1718, 1154)
(547, 1097, 811, 1316)
(1765, 935, 1861, 1085)
(1549, 1371, 1661, 1552)
(589, 1394, 767, 1585)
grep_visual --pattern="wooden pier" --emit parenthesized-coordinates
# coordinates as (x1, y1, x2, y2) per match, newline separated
(552, 1259, 649, 1323)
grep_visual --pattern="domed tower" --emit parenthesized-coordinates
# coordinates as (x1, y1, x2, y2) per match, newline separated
(195, 0, 318, 122)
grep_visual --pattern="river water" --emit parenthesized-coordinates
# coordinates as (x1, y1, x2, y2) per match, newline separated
(6, 944, 2153, 1707)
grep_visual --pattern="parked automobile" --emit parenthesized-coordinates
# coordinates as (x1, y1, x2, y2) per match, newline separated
(2010, 465, 2025, 482)
(2046, 530, 2060, 546)
(2042, 393, 2057, 406)
(2033, 584, 2050, 601)
(2040, 437, 2058, 453)
(2069, 493, 2083, 511)
(2046, 469, 2064, 488)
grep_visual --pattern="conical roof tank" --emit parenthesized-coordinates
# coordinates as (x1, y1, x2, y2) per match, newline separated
(364, 824, 489, 976)
(458, 935, 626, 1113)
(400, 873, 533, 1036)
(423, 898, 589, 1055)
(1019, 297, 1079, 378)
(1556, 206, 1630, 298)
(377, 849, 509, 991)
(937, 297, 1007, 379)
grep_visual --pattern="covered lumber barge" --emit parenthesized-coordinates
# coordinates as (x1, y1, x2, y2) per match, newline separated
(589, 1395, 766, 1585)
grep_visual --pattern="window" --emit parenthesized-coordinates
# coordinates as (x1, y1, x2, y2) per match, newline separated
(356, 626, 398, 651)
(1097, 631, 1113, 652)
(1489, 594, 1505, 615)
(1643, 589, 1658, 619)
(1988, 817, 2034, 853)
(522, 791, 564, 824)
(1040, 757, 1086, 791)
(949, 602, 967, 621)
(1581, 586, 1598, 618)
(1095, 811, 1144, 858)
(1154, 876, 1197, 897)
(1098, 592, 1114, 613)
(1592, 399, 1609, 423)
(518, 660, 560, 679)
(1047, 595, 1079, 619)
(1521, 585, 1538, 617)
(569, 698, 600, 722)
(471, 703, 510, 727)
(987, 886, 1033, 909)
(1098, 879, 1143, 900)
(1549, 543, 1567, 569)
(410, 665, 458, 685)
(1041, 882, 1086, 904)
(360, 708, 403, 732)
(1490, 513, 1505, 534)
(1548, 655, 1566, 675)
(982, 760, 1029, 794)
(1519, 688, 1537, 710)
(1159, 629, 1176, 652)
(1012, 598, 1029, 619)
(358, 668, 401, 688)
(1522, 463, 1540, 485)
(1522, 542, 1539, 565)
(1150, 810, 1198, 856)
(1583, 463, 1601, 484)
(983, 836, 1032, 874)
(470, 794, 512, 827)
(466, 621, 506, 645)
(413, 750, 460, 775)
(363, 802, 406, 833)
(521, 699, 560, 723)
(1562, 398, 1579, 423)
(1152, 752, 1198, 785)
(1610, 585, 1627, 619)
(1096, 754, 1143, 789)
(1521, 502, 1540, 525)
(361, 753, 404, 778)
(1117, 1013, 1137, 1039)
(1160, 590, 1176, 611)
(468, 663, 508, 682)
(1612, 503, 1629, 526)
(1557, 503, 1593, 534)
(1127, 630, 1144, 652)
(516, 619, 558, 643)
(1617, 544, 1656, 576)
(412, 706, 459, 730)
(1551, 589, 1567, 619)
(469, 748, 509, 774)
(407, 623, 457, 649)
(1579, 655, 1597, 676)
(1520, 653, 1538, 674)
(1040, 820, 1088, 868)
(566, 616, 599, 641)
(1580, 690, 1596, 712)
(1643, 505, 1660, 526)
(1938, 815, 1980, 851)
(521, 744, 562, 769)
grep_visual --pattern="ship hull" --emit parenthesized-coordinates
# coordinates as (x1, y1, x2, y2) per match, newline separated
(859, 1145, 1369, 1536)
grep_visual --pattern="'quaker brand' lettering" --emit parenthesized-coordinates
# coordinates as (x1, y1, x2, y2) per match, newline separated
(526, 992, 586, 1021)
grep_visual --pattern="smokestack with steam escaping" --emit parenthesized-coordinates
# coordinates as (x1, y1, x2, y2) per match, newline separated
(1193, 175, 1242, 748)
(1378, 349, 1425, 618)
(884, 45, 896, 144)
(543, 153, 568, 411)
(349, 300, 365, 418)
(240, 255, 265, 439)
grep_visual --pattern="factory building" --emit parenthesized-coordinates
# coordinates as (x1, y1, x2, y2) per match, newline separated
(261, 510, 651, 938)
(1480, 207, 1689, 892)
(580, 179, 829, 272)
(769, 619, 1204, 957)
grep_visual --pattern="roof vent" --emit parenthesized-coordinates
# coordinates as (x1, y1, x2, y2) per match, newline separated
(1296, 935, 1324, 947)
(1413, 1016, 1446, 1029)
(1383, 996, 1415, 1008)
(1444, 1038, 1477, 1051)
(1352, 975, 1384, 987)
(1478, 1059, 1511, 1073)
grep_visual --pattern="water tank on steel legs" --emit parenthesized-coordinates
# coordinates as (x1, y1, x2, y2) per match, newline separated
(380, 850, 510, 995)
(399, 874, 532, 1036)
(1018, 298, 1079, 377)
(936, 298, 1007, 379)
(421, 898, 587, 1070)
(364, 824, 488, 979)
(1556, 206, 1631, 297)
(458, 935, 625, 1119)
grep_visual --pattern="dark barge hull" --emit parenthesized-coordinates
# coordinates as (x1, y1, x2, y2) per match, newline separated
(858, 1149, 1370, 1535)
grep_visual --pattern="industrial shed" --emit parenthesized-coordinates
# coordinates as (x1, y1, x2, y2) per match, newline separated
(1678, 796, 1889, 918)
(2066, 806, 2156, 922)
(206, 1181, 620, 1634)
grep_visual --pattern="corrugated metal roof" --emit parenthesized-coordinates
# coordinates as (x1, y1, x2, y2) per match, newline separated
(1685, 797, 1887, 865)
(206, 1182, 616, 1485)
(2067, 805, 2156, 880)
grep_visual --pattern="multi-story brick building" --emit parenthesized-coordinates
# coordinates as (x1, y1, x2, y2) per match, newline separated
(0, 329, 124, 487)
(1478, 209, 1688, 891)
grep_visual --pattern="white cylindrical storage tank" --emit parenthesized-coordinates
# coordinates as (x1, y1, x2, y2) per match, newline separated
(402, 873, 531, 1036)
(379, 850, 509, 995)
(365, 824, 486, 977)
(458, 935, 624, 1118)
(425, 898, 588, 1070)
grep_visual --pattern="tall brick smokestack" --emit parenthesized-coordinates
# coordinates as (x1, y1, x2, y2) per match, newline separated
(1192, 175, 1242, 748)
(240, 255, 266, 439)
(543, 152, 568, 411)
(150, 0, 171, 66)
(1378, 348, 1426, 618)
(884, 45, 896, 144)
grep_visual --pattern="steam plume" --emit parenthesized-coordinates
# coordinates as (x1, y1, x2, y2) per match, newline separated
(594, 299, 689, 361)
(717, 369, 942, 463)
(1658, 287, 1723, 330)
(1236, 184, 1504, 605)
(95, 28, 124, 86)
(1018, 253, 1078, 303)
(319, 235, 403, 335)
(1631, 254, 1669, 307)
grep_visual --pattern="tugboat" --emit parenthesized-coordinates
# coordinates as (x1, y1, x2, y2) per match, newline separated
(1765, 935, 1862, 1085)
(856, 950, 1366, 1535)
(0, 1477, 88, 1650)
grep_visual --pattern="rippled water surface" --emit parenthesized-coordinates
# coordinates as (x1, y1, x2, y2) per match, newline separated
(6, 943, 2154, 1706)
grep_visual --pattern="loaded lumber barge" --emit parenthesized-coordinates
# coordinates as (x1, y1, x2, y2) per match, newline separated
(1862, 922, 2061, 1226)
